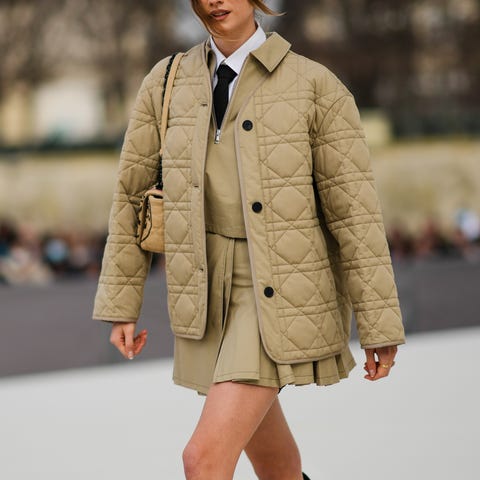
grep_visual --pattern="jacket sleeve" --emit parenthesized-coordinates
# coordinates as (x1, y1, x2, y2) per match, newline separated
(92, 63, 167, 323)
(311, 75, 406, 349)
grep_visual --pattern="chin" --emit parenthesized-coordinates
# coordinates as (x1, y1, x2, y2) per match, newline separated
(210, 25, 231, 37)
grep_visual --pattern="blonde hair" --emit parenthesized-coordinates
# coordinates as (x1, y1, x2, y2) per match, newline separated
(190, 1, 282, 34)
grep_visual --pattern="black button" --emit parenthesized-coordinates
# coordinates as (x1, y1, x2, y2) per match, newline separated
(242, 120, 253, 131)
(252, 201, 263, 213)
(264, 286, 274, 298)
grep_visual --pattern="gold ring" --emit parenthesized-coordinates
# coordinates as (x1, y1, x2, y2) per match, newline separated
(380, 363, 392, 369)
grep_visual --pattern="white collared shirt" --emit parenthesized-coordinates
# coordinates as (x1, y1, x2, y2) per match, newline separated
(210, 24, 267, 100)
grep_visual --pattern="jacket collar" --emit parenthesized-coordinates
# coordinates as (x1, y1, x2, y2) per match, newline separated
(250, 32, 291, 73)
(203, 31, 291, 74)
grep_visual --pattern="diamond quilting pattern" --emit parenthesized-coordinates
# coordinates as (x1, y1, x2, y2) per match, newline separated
(92, 59, 167, 323)
(164, 169, 189, 202)
(269, 186, 309, 221)
(252, 52, 404, 356)
(93, 39, 405, 361)
(262, 141, 310, 178)
(161, 62, 207, 336)
(168, 251, 195, 286)
(279, 271, 319, 307)
(165, 210, 190, 244)
(274, 229, 312, 265)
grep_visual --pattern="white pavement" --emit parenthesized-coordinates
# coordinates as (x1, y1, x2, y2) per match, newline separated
(1, 327, 479, 480)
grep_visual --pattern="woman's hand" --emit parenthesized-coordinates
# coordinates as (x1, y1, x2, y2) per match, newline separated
(110, 322, 148, 360)
(363, 345, 398, 381)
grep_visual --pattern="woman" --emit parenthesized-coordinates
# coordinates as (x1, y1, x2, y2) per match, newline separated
(93, 1, 406, 479)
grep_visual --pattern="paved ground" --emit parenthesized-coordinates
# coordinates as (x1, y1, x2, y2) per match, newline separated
(1, 327, 478, 480)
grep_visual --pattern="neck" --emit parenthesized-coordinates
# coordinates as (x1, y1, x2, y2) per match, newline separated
(212, 21, 257, 57)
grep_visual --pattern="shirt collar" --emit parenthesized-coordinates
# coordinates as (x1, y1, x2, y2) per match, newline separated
(209, 24, 267, 75)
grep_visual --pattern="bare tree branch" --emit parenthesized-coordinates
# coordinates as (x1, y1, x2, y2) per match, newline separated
(0, 0, 64, 99)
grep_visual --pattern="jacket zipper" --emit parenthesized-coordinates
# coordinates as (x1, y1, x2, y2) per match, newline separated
(214, 127, 221, 144)
(212, 83, 224, 144)
(213, 104, 224, 144)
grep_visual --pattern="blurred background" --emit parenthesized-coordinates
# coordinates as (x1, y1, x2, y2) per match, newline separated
(1, 0, 479, 375)
(0, 0, 480, 368)
(1, 1, 479, 479)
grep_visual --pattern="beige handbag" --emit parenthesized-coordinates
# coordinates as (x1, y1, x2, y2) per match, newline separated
(136, 52, 184, 253)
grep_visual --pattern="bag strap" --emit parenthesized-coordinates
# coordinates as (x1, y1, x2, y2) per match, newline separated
(157, 52, 184, 189)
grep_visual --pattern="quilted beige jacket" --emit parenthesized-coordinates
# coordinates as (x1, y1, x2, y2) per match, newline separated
(93, 32, 406, 363)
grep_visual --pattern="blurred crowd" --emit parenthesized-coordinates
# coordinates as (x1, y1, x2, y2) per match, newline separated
(1, 209, 480, 286)
(0, 221, 106, 286)
(388, 209, 480, 263)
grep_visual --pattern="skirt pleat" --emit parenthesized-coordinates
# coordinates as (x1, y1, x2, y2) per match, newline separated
(172, 231, 356, 395)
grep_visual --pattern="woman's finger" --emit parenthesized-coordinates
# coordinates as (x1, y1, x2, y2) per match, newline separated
(110, 323, 136, 360)
(371, 361, 391, 380)
(369, 347, 397, 380)
(133, 329, 148, 355)
(124, 324, 136, 360)
(109, 326, 126, 358)
(364, 349, 377, 379)
(378, 346, 396, 366)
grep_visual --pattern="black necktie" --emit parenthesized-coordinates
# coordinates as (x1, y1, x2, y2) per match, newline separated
(213, 64, 237, 127)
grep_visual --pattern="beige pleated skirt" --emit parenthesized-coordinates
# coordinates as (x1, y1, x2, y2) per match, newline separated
(172, 231, 357, 396)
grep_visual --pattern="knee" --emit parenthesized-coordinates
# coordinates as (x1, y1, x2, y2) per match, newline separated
(183, 440, 221, 480)
(182, 441, 204, 480)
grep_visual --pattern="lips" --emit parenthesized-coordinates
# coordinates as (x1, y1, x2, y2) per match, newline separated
(210, 9, 230, 20)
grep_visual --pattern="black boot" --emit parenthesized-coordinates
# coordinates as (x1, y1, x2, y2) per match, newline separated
(302, 473, 311, 480)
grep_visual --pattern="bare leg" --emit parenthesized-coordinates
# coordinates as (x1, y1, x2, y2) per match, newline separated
(182, 381, 278, 480)
(244, 397, 303, 480)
